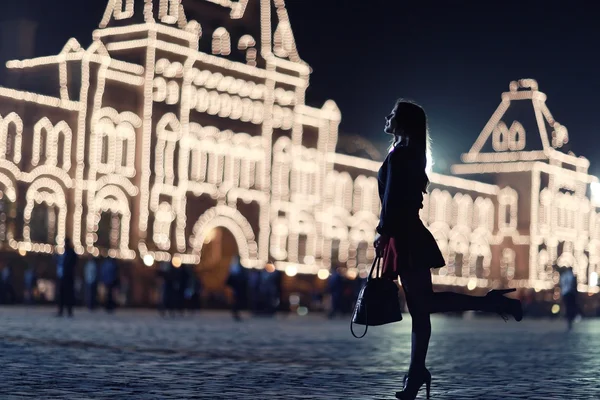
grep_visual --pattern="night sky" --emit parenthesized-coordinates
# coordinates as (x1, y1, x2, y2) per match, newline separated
(15, 0, 600, 174)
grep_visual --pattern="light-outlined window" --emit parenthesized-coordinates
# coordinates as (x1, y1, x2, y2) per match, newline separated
(498, 187, 518, 233)
(212, 27, 231, 56)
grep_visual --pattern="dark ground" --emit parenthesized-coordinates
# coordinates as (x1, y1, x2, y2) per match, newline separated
(1, 307, 599, 399)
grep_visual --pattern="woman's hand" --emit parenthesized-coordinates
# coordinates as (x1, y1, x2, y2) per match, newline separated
(374, 233, 389, 257)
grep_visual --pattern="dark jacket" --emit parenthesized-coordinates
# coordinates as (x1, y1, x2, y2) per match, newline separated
(377, 146, 445, 271)
(376, 147, 426, 236)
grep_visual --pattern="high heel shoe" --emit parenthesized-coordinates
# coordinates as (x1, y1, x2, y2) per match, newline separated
(396, 368, 431, 399)
(486, 288, 523, 322)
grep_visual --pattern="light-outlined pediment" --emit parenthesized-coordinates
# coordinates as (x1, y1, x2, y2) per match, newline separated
(460, 79, 571, 165)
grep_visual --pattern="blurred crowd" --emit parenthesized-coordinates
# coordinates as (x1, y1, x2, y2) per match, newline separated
(2, 241, 600, 326)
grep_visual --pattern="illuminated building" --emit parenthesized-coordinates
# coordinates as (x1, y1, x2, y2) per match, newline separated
(0, 1, 597, 304)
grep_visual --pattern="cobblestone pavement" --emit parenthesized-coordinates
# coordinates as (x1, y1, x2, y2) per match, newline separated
(1, 307, 599, 399)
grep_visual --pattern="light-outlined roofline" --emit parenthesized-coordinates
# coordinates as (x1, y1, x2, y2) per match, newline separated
(97, 0, 305, 66)
(461, 79, 573, 165)
(100, 0, 189, 29)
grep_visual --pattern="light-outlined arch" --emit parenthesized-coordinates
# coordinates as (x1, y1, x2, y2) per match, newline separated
(27, 166, 73, 188)
(272, 136, 293, 200)
(468, 235, 492, 277)
(0, 112, 23, 164)
(349, 219, 377, 243)
(473, 197, 494, 232)
(153, 201, 176, 251)
(23, 178, 67, 245)
(155, 113, 182, 186)
(94, 174, 139, 197)
(32, 118, 73, 170)
(269, 216, 289, 261)
(288, 209, 317, 264)
(429, 189, 452, 226)
(0, 172, 17, 202)
(87, 185, 134, 259)
(190, 205, 258, 266)
(452, 193, 473, 229)
(353, 175, 378, 214)
(348, 220, 377, 270)
(334, 171, 353, 211)
(92, 108, 141, 177)
(321, 214, 350, 266)
(0, 172, 17, 244)
(448, 230, 470, 276)
(238, 34, 257, 66)
(557, 251, 576, 268)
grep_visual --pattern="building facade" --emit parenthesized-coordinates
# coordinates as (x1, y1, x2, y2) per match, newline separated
(0, 0, 598, 303)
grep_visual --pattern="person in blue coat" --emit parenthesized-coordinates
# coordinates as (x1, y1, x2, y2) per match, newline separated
(55, 238, 78, 317)
(84, 256, 98, 310)
(101, 256, 119, 312)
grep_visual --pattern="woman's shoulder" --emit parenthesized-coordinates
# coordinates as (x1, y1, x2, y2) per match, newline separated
(388, 146, 411, 164)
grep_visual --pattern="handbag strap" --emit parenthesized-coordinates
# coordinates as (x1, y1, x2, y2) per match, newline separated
(367, 256, 381, 281)
(350, 314, 368, 338)
(350, 256, 381, 339)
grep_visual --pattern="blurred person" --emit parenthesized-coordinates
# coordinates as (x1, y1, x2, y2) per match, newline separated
(554, 264, 579, 330)
(326, 267, 344, 319)
(374, 100, 523, 399)
(101, 256, 119, 312)
(158, 261, 174, 316)
(184, 267, 202, 313)
(55, 238, 77, 317)
(1, 264, 15, 304)
(175, 264, 188, 314)
(260, 263, 282, 315)
(226, 255, 247, 321)
(247, 268, 262, 313)
(84, 256, 98, 310)
(271, 265, 283, 313)
(119, 275, 131, 307)
(23, 264, 37, 305)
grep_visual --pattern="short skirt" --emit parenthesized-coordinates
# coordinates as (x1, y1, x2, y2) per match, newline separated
(381, 220, 446, 279)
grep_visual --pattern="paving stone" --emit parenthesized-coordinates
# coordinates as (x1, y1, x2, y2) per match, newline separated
(1, 307, 599, 399)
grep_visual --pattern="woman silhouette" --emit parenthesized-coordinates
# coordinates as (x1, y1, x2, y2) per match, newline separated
(374, 100, 523, 399)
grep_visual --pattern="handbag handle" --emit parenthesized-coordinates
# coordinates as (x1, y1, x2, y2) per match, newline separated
(350, 256, 381, 338)
(350, 314, 368, 338)
(368, 255, 382, 281)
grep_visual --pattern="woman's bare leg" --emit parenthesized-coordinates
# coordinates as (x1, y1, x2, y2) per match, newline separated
(398, 266, 433, 375)
(428, 291, 497, 314)
(399, 268, 503, 373)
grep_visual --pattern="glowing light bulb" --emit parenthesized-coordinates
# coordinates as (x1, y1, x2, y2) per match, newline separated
(143, 254, 154, 267)
(172, 256, 182, 268)
(317, 269, 330, 280)
(467, 279, 477, 291)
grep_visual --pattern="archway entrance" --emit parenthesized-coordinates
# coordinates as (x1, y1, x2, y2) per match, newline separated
(198, 227, 239, 308)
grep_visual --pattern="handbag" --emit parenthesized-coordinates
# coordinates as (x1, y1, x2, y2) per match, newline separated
(350, 255, 403, 338)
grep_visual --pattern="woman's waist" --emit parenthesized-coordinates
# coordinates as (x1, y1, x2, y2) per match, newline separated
(384, 217, 425, 234)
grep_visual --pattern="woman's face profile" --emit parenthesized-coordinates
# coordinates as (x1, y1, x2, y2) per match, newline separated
(385, 104, 409, 146)
(384, 105, 399, 135)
